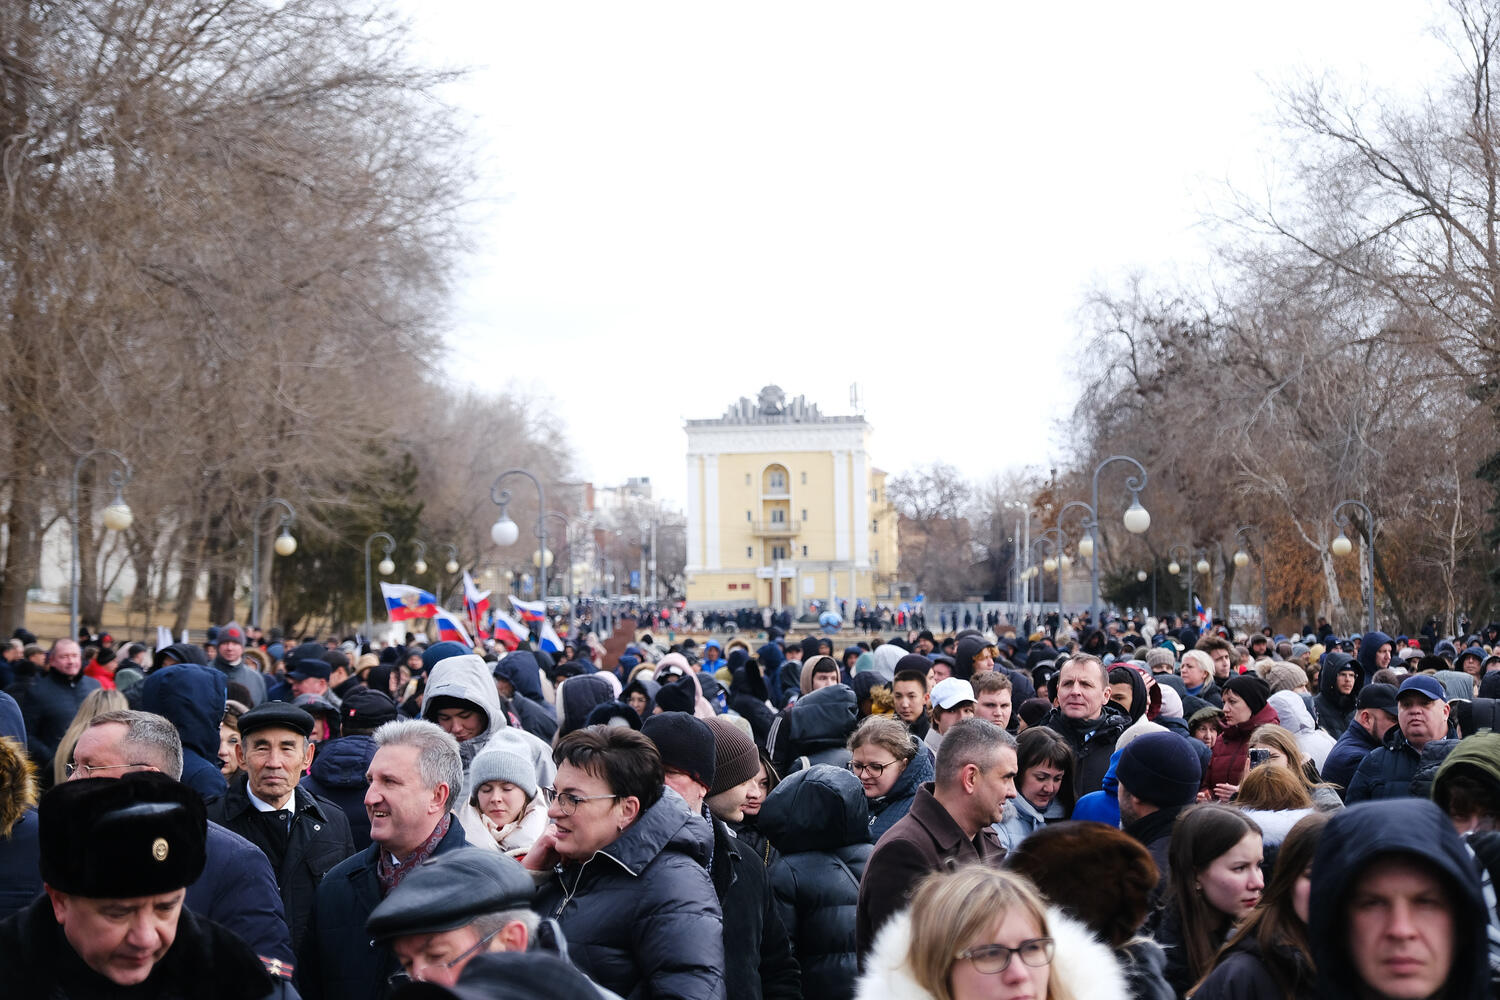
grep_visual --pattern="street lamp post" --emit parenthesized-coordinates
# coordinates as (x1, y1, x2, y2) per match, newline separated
(364, 532, 396, 643)
(1088, 456, 1151, 626)
(1036, 527, 1064, 626)
(70, 450, 133, 640)
(1332, 499, 1377, 633)
(1167, 544, 1192, 624)
(1233, 525, 1271, 630)
(1004, 500, 1031, 626)
(251, 498, 297, 629)
(490, 469, 546, 602)
(544, 511, 575, 636)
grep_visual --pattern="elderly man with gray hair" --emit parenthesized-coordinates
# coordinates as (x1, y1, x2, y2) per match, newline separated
(299, 718, 468, 1000)
(854, 717, 1018, 965)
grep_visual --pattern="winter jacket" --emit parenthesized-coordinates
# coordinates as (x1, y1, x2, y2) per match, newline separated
(1322, 717, 1383, 794)
(867, 740, 934, 841)
(299, 817, 469, 1000)
(727, 661, 777, 748)
(207, 774, 357, 953)
(142, 663, 228, 802)
(1405, 735, 1465, 801)
(1038, 704, 1131, 797)
(193, 821, 296, 969)
(0, 728, 40, 919)
(214, 655, 269, 706)
(711, 815, 800, 1000)
(1356, 630, 1394, 678)
(855, 903, 1130, 1000)
(1310, 798, 1488, 1000)
(0, 895, 296, 1000)
(300, 733, 377, 850)
(533, 786, 724, 1000)
(767, 683, 858, 775)
(1267, 691, 1336, 771)
(855, 783, 1004, 963)
(993, 788, 1049, 851)
(421, 654, 506, 772)
(1312, 651, 1362, 740)
(494, 650, 559, 744)
(1191, 933, 1316, 1000)
(20, 668, 101, 768)
(1201, 702, 1280, 791)
(1345, 723, 1456, 803)
(758, 764, 873, 1000)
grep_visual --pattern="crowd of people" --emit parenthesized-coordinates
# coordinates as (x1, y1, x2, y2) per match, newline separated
(0, 612, 1497, 999)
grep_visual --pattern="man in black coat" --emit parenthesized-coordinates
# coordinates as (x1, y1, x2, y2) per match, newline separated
(0, 770, 295, 997)
(1347, 675, 1457, 802)
(1323, 683, 1399, 794)
(1038, 655, 1130, 796)
(20, 639, 100, 771)
(299, 718, 469, 1000)
(208, 702, 356, 953)
(1116, 732, 1202, 914)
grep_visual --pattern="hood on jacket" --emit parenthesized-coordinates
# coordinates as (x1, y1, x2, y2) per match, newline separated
(557, 674, 618, 738)
(1434, 669, 1476, 703)
(422, 654, 505, 745)
(869, 644, 906, 683)
(1267, 691, 1316, 736)
(597, 784, 713, 875)
(622, 676, 661, 714)
(0, 732, 36, 837)
(1317, 651, 1363, 713)
(756, 642, 785, 699)
(756, 762, 870, 853)
(1108, 665, 1149, 723)
(1310, 799, 1487, 1000)
(141, 663, 226, 762)
(306, 733, 376, 789)
(953, 635, 989, 681)
(1457, 645, 1487, 672)
(784, 683, 858, 753)
(152, 642, 208, 671)
(0, 690, 24, 745)
(1356, 631, 1394, 677)
(494, 650, 547, 704)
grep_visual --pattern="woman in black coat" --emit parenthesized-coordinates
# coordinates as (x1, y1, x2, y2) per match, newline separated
(757, 763, 873, 1000)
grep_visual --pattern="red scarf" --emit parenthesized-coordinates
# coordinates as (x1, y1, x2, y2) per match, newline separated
(376, 813, 451, 896)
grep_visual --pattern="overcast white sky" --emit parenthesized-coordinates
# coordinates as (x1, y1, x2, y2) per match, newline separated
(397, 1, 1451, 511)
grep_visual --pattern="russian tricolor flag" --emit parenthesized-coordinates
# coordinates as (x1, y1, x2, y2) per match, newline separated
(1194, 597, 1211, 633)
(381, 583, 438, 621)
(434, 607, 473, 647)
(491, 611, 526, 651)
(509, 596, 546, 625)
(539, 620, 563, 655)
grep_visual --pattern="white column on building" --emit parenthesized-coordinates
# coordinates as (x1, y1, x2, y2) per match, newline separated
(853, 447, 870, 567)
(833, 449, 851, 562)
(829, 567, 837, 612)
(703, 454, 720, 570)
(684, 455, 702, 571)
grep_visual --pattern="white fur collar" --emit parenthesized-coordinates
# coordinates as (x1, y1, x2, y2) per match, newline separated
(856, 903, 1130, 1000)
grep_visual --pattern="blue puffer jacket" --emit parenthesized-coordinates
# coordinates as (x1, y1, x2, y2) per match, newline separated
(142, 663, 227, 802)
(1322, 717, 1383, 794)
(867, 738, 934, 841)
(758, 764, 873, 1000)
(534, 786, 724, 1000)
(301, 734, 377, 850)
(1345, 724, 1456, 803)
(299, 818, 469, 1000)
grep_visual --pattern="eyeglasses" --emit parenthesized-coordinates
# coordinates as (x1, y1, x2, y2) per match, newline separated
(386, 926, 502, 985)
(543, 787, 619, 816)
(847, 759, 899, 777)
(957, 937, 1055, 974)
(65, 761, 154, 778)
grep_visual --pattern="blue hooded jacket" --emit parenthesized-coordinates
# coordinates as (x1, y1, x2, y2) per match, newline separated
(758, 643, 786, 707)
(142, 663, 228, 802)
(1357, 630, 1395, 678)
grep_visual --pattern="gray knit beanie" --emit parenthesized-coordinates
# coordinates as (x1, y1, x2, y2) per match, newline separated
(467, 748, 538, 802)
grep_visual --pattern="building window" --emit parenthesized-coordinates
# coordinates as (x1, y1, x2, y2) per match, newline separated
(869, 488, 877, 501)
(801, 471, 807, 484)
(746, 473, 752, 485)
(772, 545, 788, 561)
(871, 519, 879, 532)
(801, 545, 808, 556)
(746, 510, 752, 521)
(873, 551, 879, 565)
(746, 547, 753, 558)
(801, 509, 807, 521)
(771, 508, 785, 523)
(769, 470, 786, 490)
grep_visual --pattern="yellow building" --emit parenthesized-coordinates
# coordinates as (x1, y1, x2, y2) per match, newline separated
(684, 386, 898, 611)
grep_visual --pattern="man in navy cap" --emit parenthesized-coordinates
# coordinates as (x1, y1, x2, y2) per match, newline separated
(1347, 675, 1458, 802)
(0, 772, 294, 997)
(208, 702, 355, 952)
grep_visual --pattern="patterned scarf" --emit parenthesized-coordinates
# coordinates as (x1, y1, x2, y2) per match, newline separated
(376, 813, 452, 896)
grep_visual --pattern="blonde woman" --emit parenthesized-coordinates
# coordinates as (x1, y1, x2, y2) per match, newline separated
(51, 688, 128, 785)
(456, 746, 549, 859)
(856, 865, 1126, 1000)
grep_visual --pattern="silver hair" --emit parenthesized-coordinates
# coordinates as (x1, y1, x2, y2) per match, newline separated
(469, 908, 539, 939)
(89, 710, 185, 780)
(373, 719, 464, 811)
(934, 717, 1016, 788)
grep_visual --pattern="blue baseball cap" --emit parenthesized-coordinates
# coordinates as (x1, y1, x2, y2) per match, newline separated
(1398, 675, 1447, 703)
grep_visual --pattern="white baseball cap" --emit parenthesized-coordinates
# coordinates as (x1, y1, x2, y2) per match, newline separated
(930, 677, 976, 711)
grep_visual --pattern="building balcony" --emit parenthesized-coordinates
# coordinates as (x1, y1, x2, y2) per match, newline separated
(749, 520, 799, 537)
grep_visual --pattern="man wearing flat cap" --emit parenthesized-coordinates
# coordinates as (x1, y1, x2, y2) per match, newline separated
(0, 772, 294, 998)
(366, 847, 537, 987)
(208, 702, 355, 953)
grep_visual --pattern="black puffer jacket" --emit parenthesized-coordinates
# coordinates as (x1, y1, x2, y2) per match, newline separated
(533, 786, 724, 1000)
(712, 816, 799, 1000)
(1346, 724, 1456, 803)
(758, 764, 873, 1000)
(1313, 652, 1363, 740)
(1038, 704, 1131, 798)
(766, 683, 858, 775)
(300, 733, 377, 850)
(1191, 933, 1316, 1000)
